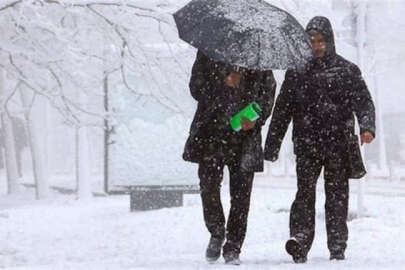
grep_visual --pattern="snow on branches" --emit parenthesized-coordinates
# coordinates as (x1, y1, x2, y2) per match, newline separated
(0, 0, 188, 125)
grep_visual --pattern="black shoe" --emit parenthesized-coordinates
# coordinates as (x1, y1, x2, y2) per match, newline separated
(330, 252, 345, 260)
(285, 238, 307, 263)
(205, 237, 224, 262)
(223, 251, 241, 265)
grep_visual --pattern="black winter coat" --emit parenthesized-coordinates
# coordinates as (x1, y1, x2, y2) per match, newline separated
(264, 16, 376, 161)
(183, 51, 276, 172)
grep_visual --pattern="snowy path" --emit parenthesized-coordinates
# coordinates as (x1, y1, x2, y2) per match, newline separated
(0, 179, 404, 269)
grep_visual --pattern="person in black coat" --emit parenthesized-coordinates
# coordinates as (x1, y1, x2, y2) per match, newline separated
(183, 50, 276, 264)
(264, 16, 376, 263)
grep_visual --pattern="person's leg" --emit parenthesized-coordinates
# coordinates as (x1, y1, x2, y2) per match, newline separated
(288, 155, 322, 261)
(222, 164, 254, 256)
(199, 156, 226, 261)
(324, 154, 349, 259)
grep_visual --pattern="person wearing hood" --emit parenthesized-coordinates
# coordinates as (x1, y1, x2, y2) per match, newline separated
(183, 50, 276, 264)
(264, 16, 376, 263)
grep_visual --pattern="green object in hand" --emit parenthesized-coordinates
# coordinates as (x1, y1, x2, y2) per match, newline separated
(230, 102, 262, 131)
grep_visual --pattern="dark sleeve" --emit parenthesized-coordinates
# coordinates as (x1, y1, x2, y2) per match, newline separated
(252, 70, 276, 127)
(349, 65, 376, 137)
(188, 50, 213, 102)
(264, 70, 296, 161)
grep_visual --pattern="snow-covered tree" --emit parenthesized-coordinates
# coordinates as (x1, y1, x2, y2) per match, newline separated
(0, 69, 20, 194)
(0, 0, 190, 198)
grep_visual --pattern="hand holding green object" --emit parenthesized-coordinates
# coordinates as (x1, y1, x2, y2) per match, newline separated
(230, 102, 262, 131)
(241, 117, 257, 131)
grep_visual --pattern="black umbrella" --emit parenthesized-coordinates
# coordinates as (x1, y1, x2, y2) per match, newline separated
(173, 0, 313, 70)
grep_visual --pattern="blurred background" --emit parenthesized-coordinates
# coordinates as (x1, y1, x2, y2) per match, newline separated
(0, 0, 404, 199)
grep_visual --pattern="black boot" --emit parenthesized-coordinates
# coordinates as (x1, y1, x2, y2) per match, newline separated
(330, 252, 345, 260)
(205, 237, 224, 262)
(223, 240, 242, 265)
(285, 238, 307, 263)
(223, 251, 241, 265)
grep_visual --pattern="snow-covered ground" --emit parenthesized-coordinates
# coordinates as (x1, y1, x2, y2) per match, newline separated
(1, 177, 404, 270)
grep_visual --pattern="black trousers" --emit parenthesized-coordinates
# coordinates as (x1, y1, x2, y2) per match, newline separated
(290, 152, 349, 256)
(198, 152, 254, 255)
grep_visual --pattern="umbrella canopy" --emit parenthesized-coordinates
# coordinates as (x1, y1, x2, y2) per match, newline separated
(173, 0, 313, 70)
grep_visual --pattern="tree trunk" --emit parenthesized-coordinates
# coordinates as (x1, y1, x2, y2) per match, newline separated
(1, 115, 20, 194)
(355, 0, 368, 217)
(373, 69, 388, 174)
(103, 74, 110, 194)
(0, 70, 20, 194)
(75, 90, 93, 200)
(20, 88, 49, 199)
(76, 126, 92, 199)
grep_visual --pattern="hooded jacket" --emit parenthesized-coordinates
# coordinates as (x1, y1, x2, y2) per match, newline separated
(264, 16, 376, 160)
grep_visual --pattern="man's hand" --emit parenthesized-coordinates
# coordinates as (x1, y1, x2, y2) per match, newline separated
(269, 155, 278, 162)
(241, 117, 256, 131)
(224, 71, 241, 88)
(360, 131, 374, 145)
(264, 152, 278, 162)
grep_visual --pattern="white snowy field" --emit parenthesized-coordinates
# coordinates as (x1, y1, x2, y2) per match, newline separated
(0, 178, 404, 270)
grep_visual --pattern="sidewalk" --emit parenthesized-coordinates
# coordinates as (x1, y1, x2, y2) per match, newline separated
(253, 175, 405, 197)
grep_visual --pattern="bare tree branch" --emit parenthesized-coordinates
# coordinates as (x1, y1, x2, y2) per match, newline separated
(0, 0, 21, 11)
